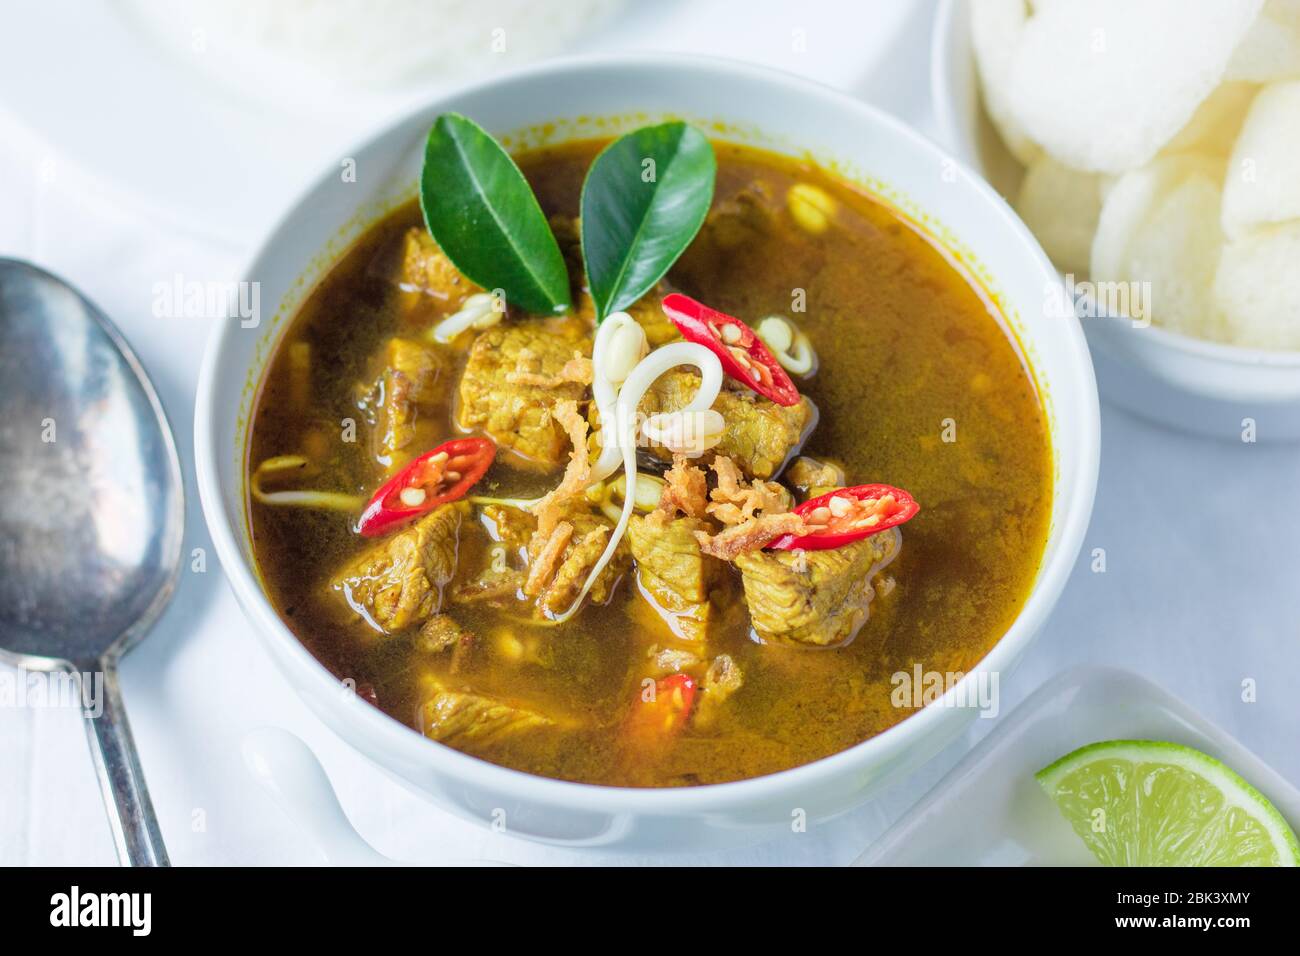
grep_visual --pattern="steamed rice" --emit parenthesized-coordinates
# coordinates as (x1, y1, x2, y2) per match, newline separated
(124, 0, 625, 93)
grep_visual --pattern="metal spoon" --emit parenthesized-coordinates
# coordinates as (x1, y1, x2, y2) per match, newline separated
(0, 258, 183, 866)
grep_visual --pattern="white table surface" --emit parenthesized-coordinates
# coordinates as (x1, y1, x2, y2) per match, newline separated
(2, 0, 1297, 867)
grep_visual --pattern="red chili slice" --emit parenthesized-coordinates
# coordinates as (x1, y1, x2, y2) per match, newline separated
(768, 483, 919, 551)
(357, 437, 495, 537)
(661, 293, 801, 407)
(625, 673, 697, 743)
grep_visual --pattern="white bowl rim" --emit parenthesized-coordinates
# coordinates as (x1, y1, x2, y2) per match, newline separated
(196, 50, 1100, 814)
(1103, 319, 1300, 368)
(929, 0, 1300, 370)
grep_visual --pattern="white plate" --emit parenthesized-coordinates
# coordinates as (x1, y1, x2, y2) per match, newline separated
(0, 0, 919, 244)
(857, 666, 1300, 866)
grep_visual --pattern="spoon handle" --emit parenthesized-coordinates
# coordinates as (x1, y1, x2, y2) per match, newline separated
(79, 660, 170, 866)
(241, 727, 396, 866)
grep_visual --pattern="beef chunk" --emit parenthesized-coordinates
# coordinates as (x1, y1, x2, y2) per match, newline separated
(646, 644, 704, 675)
(578, 281, 680, 346)
(695, 653, 743, 728)
(420, 681, 553, 747)
(449, 512, 530, 608)
(625, 289, 681, 346)
(480, 504, 535, 555)
(453, 503, 626, 616)
(627, 512, 726, 641)
(703, 654, 742, 697)
(451, 505, 531, 607)
(372, 337, 449, 470)
(452, 568, 525, 607)
(384, 337, 445, 404)
(457, 322, 590, 466)
(418, 614, 468, 653)
(397, 228, 481, 310)
(530, 509, 629, 617)
(435, 500, 629, 617)
(784, 455, 847, 499)
(575, 287, 679, 344)
(639, 371, 815, 479)
(734, 527, 900, 647)
(628, 513, 720, 605)
(331, 502, 470, 633)
(447, 509, 527, 606)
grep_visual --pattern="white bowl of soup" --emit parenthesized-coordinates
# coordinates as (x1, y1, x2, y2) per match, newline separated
(195, 54, 1099, 851)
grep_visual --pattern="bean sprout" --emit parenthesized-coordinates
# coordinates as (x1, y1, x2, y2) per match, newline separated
(588, 312, 645, 485)
(250, 455, 365, 512)
(429, 292, 502, 343)
(612, 472, 667, 512)
(641, 409, 725, 456)
(588, 473, 666, 522)
(756, 315, 816, 376)
(467, 494, 543, 510)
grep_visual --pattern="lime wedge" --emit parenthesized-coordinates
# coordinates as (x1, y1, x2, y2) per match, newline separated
(1036, 740, 1300, 867)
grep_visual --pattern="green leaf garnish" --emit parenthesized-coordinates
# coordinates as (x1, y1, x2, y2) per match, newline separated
(580, 121, 716, 321)
(419, 113, 571, 315)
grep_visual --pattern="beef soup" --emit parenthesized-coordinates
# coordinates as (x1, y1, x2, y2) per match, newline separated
(247, 138, 1051, 787)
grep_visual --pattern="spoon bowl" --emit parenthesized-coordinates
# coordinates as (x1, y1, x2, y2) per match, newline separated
(0, 258, 183, 866)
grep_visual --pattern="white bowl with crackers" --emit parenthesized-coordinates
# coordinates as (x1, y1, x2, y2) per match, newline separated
(932, 0, 1300, 439)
